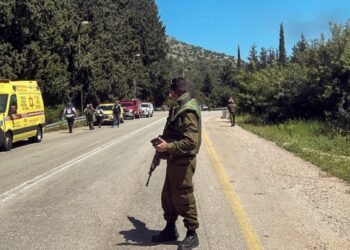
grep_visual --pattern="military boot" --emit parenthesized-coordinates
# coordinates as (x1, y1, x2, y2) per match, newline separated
(177, 230, 199, 250)
(151, 223, 179, 243)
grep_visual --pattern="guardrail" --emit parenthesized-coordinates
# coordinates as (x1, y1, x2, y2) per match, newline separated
(46, 116, 86, 129)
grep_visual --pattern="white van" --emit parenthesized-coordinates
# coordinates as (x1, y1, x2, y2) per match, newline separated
(140, 102, 154, 118)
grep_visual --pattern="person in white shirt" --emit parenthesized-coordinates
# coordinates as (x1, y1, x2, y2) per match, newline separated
(63, 102, 78, 133)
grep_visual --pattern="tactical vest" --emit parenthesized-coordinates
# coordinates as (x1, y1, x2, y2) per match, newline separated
(164, 93, 202, 155)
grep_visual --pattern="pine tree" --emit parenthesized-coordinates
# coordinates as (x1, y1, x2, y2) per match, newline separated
(291, 33, 308, 63)
(202, 73, 213, 96)
(278, 23, 287, 65)
(267, 47, 277, 66)
(237, 45, 242, 70)
(0, 0, 76, 105)
(259, 47, 268, 69)
(248, 44, 259, 72)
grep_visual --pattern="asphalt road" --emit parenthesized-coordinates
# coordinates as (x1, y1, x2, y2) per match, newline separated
(1, 111, 349, 250)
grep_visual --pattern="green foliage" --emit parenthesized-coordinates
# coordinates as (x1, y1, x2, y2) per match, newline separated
(232, 21, 350, 131)
(45, 105, 65, 124)
(0, 0, 169, 109)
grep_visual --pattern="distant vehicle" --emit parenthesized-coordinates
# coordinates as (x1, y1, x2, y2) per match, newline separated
(96, 103, 124, 124)
(200, 104, 210, 111)
(0, 80, 45, 151)
(140, 102, 154, 118)
(120, 100, 141, 119)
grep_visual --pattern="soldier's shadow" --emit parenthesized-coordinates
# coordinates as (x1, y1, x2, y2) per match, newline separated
(117, 216, 178, 247)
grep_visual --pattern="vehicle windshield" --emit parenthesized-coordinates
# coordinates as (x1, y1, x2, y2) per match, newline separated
(99, 105, 113, 111)
(0, 94, 8, 113)
(121, 103, 132, 107)
(141, 104, 149, 108)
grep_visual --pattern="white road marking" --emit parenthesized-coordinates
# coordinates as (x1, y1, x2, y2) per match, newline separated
(0, 118, 165, 203)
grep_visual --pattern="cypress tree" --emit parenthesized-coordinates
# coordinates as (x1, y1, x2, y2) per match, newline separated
(278, 23, 287, 65)
(237, 45, 242, 70)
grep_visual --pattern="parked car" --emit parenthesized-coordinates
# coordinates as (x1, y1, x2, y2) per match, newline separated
(96, 103, 124, 124)
(120, 100, 141, 119)
(140, 102, 154, 118)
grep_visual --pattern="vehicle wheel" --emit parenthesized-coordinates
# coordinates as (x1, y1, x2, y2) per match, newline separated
(29, 126, 43, 143)
(3, 133, 13, 151)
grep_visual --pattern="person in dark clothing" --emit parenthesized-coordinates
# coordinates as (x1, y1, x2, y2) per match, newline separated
(112, 102, 121, 128)
(84, 104, 95, 130)
(63, 103, 78, 133)
(151, 77, 201, 250)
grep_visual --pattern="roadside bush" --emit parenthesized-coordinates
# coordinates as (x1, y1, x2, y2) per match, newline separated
(45, 105, 65, 124)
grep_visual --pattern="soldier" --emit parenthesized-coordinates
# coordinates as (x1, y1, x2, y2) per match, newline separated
(84, 104, 95, 130)
(151, 77, 201, 250)
(112, 102, 121, 128)
(227, 97, 236, 127)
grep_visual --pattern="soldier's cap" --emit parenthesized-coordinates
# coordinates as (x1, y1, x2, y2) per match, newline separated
(170, 77, 188, 93)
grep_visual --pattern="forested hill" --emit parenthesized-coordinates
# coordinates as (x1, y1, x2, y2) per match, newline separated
(167, 37, 233, 62)
(0, 0, 170, 107)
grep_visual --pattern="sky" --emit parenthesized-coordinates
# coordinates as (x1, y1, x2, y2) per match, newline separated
(155, 0, 350, 60)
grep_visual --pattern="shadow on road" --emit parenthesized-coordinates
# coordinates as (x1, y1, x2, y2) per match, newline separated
(117, 216, 178, 247)
(0, 140, 32, 152)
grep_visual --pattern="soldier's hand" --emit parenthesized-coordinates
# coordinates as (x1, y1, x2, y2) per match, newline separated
(154, 137, 168, 152)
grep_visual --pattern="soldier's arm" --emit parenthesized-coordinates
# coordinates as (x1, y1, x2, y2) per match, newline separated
(166, 112, 199, 155)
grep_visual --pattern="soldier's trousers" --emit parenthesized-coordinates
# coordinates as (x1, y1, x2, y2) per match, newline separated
(229, 112, 235, 125)
(162, 157, 199, 231)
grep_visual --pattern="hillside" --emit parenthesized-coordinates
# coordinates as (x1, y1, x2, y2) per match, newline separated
(167, 36, 234, 62)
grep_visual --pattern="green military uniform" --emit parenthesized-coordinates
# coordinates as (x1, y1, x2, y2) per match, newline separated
(227, 101, 236, 126)
(161, 92, 201, 231)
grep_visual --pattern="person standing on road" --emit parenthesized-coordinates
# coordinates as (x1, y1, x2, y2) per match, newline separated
(95, 107, 104, 128)
(63, 102, 78, 133)
(84, 104, 95, 130)
(112, 102, 121, 128)
(151, 77, 201, 250)
(227, 97, 236, 127)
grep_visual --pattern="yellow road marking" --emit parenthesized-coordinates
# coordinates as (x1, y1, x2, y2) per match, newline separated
(202, 129, 264, 250)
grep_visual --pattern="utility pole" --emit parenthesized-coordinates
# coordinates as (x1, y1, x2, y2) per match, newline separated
(133, 53, 141, 99)
(77, 20, 90, 113)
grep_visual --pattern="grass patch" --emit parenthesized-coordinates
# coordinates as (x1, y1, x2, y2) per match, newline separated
(237, 115, 350, 182)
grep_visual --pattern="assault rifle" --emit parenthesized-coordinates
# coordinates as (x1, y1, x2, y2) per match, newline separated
(146, 137, 163, 187)
(146, 152, 161, 187)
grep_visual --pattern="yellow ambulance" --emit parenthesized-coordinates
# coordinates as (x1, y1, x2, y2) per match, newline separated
(0, 80, 45, 151)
